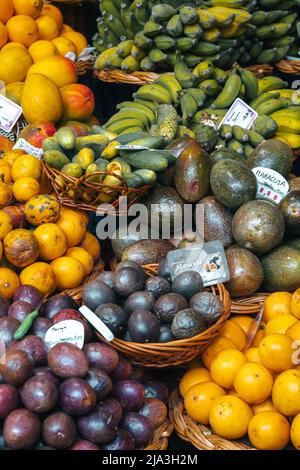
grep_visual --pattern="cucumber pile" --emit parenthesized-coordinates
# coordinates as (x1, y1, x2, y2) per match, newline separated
(94, 0, 300, 73)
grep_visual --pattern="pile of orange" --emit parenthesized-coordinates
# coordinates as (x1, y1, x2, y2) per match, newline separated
(180, 290, 300, 450)
(0, 149, 101, 299)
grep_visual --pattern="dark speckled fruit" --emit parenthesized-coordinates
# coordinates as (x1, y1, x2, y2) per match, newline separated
(261, 245, 300, 292)
(233, 200, 285, 255)
(197, 196, 233, 248)
(280, 191, 300, 235)
(210, 159, 257, 209)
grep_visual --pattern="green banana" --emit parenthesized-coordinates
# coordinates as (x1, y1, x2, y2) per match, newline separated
(247, 129, 265, 147)
(211, 74, 242, 109)
(199, 79, 221, 97)
(166, 14, 184, 38)
(104, 14, 127, 39)
(154, 35, 176, 50)
(193, 60, 215, 80)
(184, 24, 203, 40)
(251, 10, 268, 26)
(197, 9, 217, 30)
(121, 55, 140, 72)
(273, 45, 290, 61)
(250, 91, 280, 109)
(117, 39, 134, 58)
(232, 125, 249, 143)
(236, 66, 258, 101)
(148, 48, 168, 64)
(180, 93, 198, 126)
(106, 119, 146, 134)
(101, 0, 123, 21)
(179, 5, 198, 25)
(133, 84, 173, 104)
(191, 41, 220, 56)
(213, 68, 228, 85)
(219, 124, 233, 140)
(256, 25, 276, 40)
(154, 73, 182, 105)
(243, 143, 254, 158)
(134, 0, 150, 25)
(143, 20, 163, 37)
(105, 109, 149, 128)
(134, 31, 153, 50)
(131, 45, 146, 60)
(255, 98, 291, 115)
(140, 56, 155, 71)
(134, 99, 157, 112)
(184, 54, 203, 68)
(264, 10, 290, 24)
(265, 36, 295, 48)
(227, 139, 244, 155)
(185, 88, 207, 107)
(249, 41, 264, 58)
(176, 37, 197, 52)
(151, 4, 177, 22)
(174, 55, 196, 89)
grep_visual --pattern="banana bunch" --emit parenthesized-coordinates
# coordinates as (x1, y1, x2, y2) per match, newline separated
(95, 1, 299, 68)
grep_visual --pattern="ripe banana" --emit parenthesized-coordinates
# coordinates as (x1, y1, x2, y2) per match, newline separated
(211, 74, 242, 109)
(274, 132, 300, 148)
(193, 61, 215, 80)
(258, 76, 288, 95)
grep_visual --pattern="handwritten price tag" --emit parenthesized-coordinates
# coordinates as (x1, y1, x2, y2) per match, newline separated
(219, 98, 258, 130)
(45, 320, 85, 350)
(252, 167, 289, 204)
(0, 95, 22, 133)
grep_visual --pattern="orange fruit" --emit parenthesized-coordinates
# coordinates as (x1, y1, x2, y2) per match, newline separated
(41, 4, 63, 30)
(52, 37, 76, 56)
(36, 15, 59, 41)
(66, 247, 93, 276)
(202, 336, 238, 369)
(230, 316, 254, 334)
(28, 40, 59, 62)
(1, 42, 26, 51)
(0, 182, 13, 208)
(51, 256, 85, 290)
(263, 292, 292, 323)
(0, 21, 8, 48)
(56, 210, 86, 247)
(248, 411, 290, 450)
(245, 347, 261, 364)
(209, 395, 253, 440)
(0, 162, 12, 183)
(79, 232, 100, 263)
(252, 398, 275, 415)
(0, 0, 14, 24)
(13, 177, 40, 202)
(233, 362, 273, 404)
(2, 149, 25, 166)
(184, 381, 225, 424)
(20, 261, 56, 296)
(291, 413, 300, 449)
(272, 369, 300, 416)
(61, 31, 87, 55)
(0, 241, 3, 259)
(4, 228, 39, 267)
(6, 15, 39, 47)
(34, 223, 67, 261)
(265, 314, 298, 336)
(12, 0, 43, 19)
(24, 194, 60, 226)
(291, 288, 300, 320)
(210, 349, 246, 389)
(179, 367, 211, 397)
(0, 211, 13, 240)
(0, 267, 19, 299)
(0, 47, 33, 84)
(12, 154, 41, 181)
(60, 24, 74, 34)
(219, 320, 246, 351)
(259, 334, 293, 372)
(61, 206, 89, 226)
(286, 321, 300, 341)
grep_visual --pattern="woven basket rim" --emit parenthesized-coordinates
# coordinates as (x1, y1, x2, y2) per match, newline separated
(94, 64, 274, 85)
(169, 388, 255, 451)
(275, 59, 300, 74)
(144, 419, 173, 451)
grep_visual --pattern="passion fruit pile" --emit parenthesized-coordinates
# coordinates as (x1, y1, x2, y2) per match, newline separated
(0, 286, 168, 450)
(82, 259, 224, 342)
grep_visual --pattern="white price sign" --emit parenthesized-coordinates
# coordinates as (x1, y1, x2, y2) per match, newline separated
(0, 95, 22, 133)
(13, 138, 43, 159)
(45, 320, 85, 350)
(219, 98, 258, 130)
(252, 167, 289, 204)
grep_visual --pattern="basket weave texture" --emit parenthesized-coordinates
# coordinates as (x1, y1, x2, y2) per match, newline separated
(276, 59, 300, 75)
(169, 388, 255, 451)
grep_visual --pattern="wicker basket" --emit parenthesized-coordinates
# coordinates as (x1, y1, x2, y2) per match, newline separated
(275, 59, 300, 75)
(93, 261, 231, 367)
(169, 388, 255, 450)
(95, 64, 274, 86)
(231, 293, 268, 315)
(42, 160, 151, 214)
(144, 420, 173, 450)
(76, 59, 95, 76)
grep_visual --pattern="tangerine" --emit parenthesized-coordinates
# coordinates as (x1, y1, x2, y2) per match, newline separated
(219, 320, 246, 351)
(51, 256, 85, 290)
(209, 395, 253, 440)
(248, 411, 290, 450)
(0, 211, 13, 240)
(290, 413, 300, 449)
(12, 154, 41, 181)
(20, 262, 56, 296)
(252, 398, 275, 415)
(210, 349, 246, 389)
(263, 292, 292, 323)
(272, 369, 300, 416)
(184, 381, 225, 424)
(291, 288, 300, 320)
(259, 334, 293, 372)
(265, 314, 298, 336)
(79, 232, 100, 262)
(56, 209, 86, 247)
(34, 223, 67, 261)
(66, 247, 93, 276)
(179, 367, 211, 397)
(202, 336, 238, 369)
(13, 177, 40, 202)
(233, 362, 273, 404)
(6, 15, 39, 47)
(0, 267, 19, 299)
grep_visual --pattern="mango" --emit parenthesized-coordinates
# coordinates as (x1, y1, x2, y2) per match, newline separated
(62, 163, 83, 178)
(21, 73, 63, 124)
(60, 84, 95, 122)
(27, 55, 77, 88)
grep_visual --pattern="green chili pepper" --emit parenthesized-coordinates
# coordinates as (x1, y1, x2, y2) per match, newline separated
(14, 309, 39, 340)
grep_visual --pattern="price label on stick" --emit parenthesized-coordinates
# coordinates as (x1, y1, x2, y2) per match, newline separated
(45, 320, 85, 350)
(0, 95, 22, 133)
(219, 98, 258, 130)
(79, 305, 115, 342)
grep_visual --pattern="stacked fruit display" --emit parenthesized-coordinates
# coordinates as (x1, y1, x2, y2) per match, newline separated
(0, 286, 168, 449)
(179, 288, 300, 450)
(94, 0, 299, 72)
(0, 148, 102, 298)
(81, 259, 224, 343)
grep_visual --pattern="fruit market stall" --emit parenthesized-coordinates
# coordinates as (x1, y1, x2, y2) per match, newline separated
(1, 0, 300, 454)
